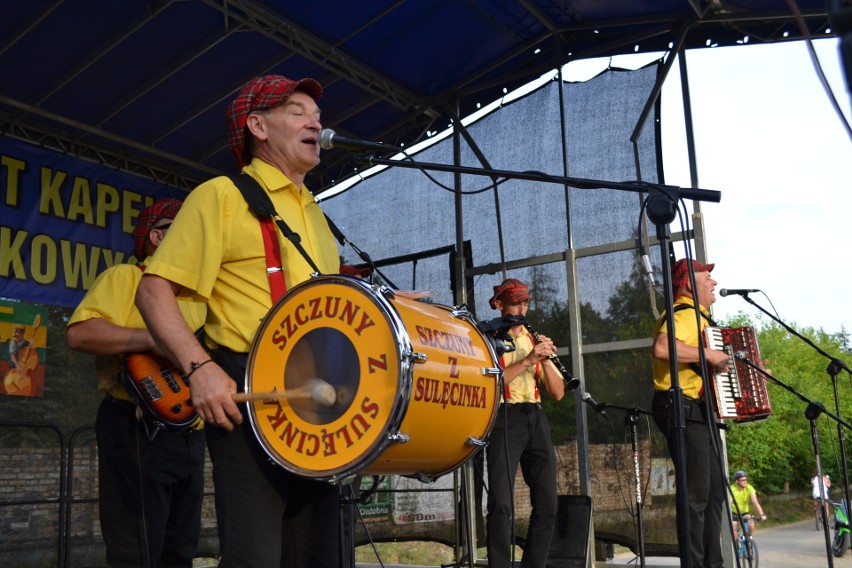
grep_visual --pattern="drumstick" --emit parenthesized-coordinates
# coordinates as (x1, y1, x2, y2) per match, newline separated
(232, 378, 337, 407)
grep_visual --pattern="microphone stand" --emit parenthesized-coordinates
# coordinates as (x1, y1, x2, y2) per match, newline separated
(626, 408, 647, 568)
(360, 155, 722, 568)
(589, 401, 658, 568)
(363, 156, 721, 201)
(735, 355, 852, 568)
(588, 400, 722, 567)
(731, 293, 852, 526)
(645, 191, 694, 568)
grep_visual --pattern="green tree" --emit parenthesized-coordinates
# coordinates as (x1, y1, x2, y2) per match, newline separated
(530, 258, 658, 443)
(722, 313, 852, 494)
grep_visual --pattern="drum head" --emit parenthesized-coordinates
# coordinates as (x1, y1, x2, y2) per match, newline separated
(245, 275, 408, 482)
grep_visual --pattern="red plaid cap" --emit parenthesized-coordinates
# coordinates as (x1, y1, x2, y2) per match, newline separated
(671, 258, 714, 290)
(489, 278, 530, 309)
(226, 75, 323, 169)
(133, 198, 183, 260)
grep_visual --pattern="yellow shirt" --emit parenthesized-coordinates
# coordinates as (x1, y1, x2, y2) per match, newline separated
(145, 159, 340, 352)
(731, 482, 757, 514)
(67, 259, 207, 400)
(500, 326, 541, 404)
(651, 296, 711, 399)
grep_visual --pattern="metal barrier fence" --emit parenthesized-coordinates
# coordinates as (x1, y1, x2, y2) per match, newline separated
(0, 421, 68, 568)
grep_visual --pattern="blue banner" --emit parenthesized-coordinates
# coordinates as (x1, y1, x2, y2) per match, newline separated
(0, 137, 184, 308)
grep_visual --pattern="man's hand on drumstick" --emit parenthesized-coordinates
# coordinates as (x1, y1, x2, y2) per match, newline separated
(190, 363, 242, 431)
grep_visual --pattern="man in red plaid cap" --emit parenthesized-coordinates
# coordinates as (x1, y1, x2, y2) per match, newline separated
(67, 198, 207, 567)
(136, 75, 341, 566)
(650, 259, 729, 568)
(485, 278, 565, 568)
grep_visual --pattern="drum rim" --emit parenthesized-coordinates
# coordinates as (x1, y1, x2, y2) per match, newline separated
(244, 273, 413, 483)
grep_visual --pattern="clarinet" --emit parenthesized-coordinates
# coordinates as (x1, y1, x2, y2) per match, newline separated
(523, 322, 580, 391)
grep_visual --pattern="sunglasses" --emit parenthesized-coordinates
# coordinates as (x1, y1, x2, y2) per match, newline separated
(153, 222, 172, 230)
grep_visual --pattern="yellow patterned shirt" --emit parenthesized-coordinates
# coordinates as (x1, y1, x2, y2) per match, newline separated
(499, 326, 541, 403)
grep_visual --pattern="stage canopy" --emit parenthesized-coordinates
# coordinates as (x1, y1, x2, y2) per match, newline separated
(0, 2, 841, 563)
(0, 0, 834, 193)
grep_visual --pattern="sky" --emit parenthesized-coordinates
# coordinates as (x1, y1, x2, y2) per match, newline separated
(557, 38, 851, 336)
(660, 39, 850, 336)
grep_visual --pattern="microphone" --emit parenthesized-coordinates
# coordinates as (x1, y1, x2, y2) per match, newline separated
(581, 392, 607, 415)
(477, 316, 519, 357)
(641, 253, 654, 281)
(318, 128, 396, 152)
(719, 288, 760, 297)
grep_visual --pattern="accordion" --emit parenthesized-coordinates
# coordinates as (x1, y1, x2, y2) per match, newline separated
(703, 326, 772, 423)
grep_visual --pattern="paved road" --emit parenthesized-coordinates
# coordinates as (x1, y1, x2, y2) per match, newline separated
(606, 519, 845, 567)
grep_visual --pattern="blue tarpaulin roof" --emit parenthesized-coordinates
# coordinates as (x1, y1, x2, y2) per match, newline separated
(0, 0, 833, 192)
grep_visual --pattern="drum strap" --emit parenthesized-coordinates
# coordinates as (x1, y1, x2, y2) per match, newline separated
(229, 174, 322, 301)
(228, 174, 400, 295)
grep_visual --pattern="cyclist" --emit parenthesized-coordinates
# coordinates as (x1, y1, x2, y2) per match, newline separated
(730, 470, 767, 540)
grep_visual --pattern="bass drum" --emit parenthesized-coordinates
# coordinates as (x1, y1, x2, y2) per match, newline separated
(245, 274, 501, 484)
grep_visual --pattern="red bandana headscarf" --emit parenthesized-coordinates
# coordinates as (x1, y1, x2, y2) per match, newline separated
(489, 278, 530, 309)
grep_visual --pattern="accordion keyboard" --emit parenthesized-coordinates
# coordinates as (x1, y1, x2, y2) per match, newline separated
(703, 326, 772, 423)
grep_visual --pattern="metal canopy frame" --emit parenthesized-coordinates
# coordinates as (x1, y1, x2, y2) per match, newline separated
(0, 1, 832, 192)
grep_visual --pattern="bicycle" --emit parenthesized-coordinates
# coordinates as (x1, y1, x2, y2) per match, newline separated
(815, 497, 834, 531)
(734, 513, 760, 568)
(831, 499, 850, 557)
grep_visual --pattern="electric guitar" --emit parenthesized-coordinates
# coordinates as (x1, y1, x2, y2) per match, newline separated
(120, 352, 201, 432)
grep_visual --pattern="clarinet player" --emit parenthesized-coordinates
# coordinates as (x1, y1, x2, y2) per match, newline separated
(485, 278, 565, 568)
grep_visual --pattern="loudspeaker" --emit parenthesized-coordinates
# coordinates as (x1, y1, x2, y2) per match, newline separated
(546, 495, 592, 568)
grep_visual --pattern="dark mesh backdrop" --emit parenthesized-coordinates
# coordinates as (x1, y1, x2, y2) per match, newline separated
(323, 62, 680, 559)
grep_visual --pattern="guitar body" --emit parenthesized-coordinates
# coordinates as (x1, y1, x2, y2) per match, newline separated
(121, 352, 199, 431)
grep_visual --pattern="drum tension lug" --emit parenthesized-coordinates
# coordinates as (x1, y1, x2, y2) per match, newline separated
(336, 474, 357, 486)
(466, 436, 487, 447)
(415, 473, 437, 483)
(483, 366, 502, 376)
(387, 431, 410, 444)
(376, 284, 395, 300)
(408, 351, 428, 363)
(449, 307, 471, 319)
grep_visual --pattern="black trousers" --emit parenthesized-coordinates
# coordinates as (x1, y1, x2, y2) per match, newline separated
(652, 390, 725, 568)
(486, 403, 558, 568)
(96, 396, 205, 568)
(208, 348, 341, 568)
